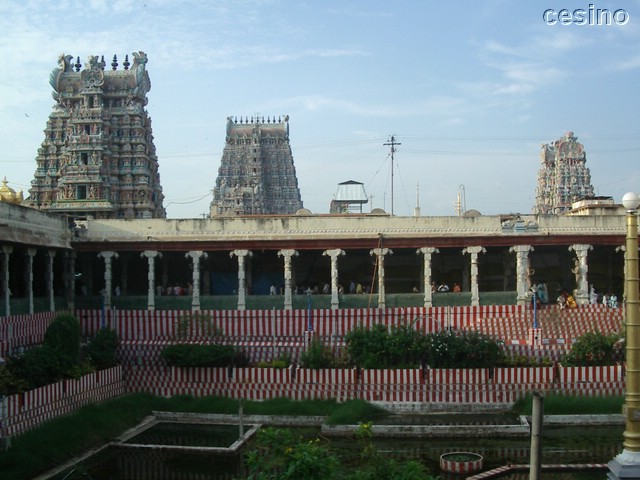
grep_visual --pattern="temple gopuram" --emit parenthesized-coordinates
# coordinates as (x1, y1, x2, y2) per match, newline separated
(24, 52, 165, 220)
(534, 131, 595, 215)
(210, 116, 303, 216)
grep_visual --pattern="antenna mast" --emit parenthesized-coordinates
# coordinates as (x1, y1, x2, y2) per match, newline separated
(384, 135, 401, 215)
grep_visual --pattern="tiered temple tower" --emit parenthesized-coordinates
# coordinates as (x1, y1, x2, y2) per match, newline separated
(534, 131, 595, 215)
(210, 116, 303, 216)
(25, 52, 165, 220)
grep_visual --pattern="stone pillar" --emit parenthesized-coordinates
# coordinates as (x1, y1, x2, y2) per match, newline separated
(98, 251, 118, 309)
(278, 249, 298, 310)
(569, 244, 593, 306)
(463, 246, 486, 307)
(185, 251, 207, 311)
(417, 247, 439, 308)
(47, 250, 56, 312)
(119, 255, 128, 296)
(323, 249, 345, 309)
(370, 248, 393, 309)
(509, 245, 534, 306)
(65, 251, 76, 312)
(2, 245, 13, 317)
(231, 250, 252, 311)
(26, 248, 37, 315)
(141, 251, 161, 311)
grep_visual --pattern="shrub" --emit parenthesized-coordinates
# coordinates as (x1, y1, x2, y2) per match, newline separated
(43, 313, 81, 369)
(7, 345, 65, 390)
(346, 323, 505, 369)
(345, 324, 390, 368)
(423, 330, 505, 369)
(0, 364, 27, 395)
(562, 330, 624, 366)
(300, 338, 335, 369)
(245, 427, 340, 480)
(160, 344, 236, 367)
(87, 328, 120, 369)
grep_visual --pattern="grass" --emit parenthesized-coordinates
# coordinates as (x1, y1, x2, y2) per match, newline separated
(512, 393, 624, 415)
(0, 392, 624, 479)
(0, 393, 390, 480)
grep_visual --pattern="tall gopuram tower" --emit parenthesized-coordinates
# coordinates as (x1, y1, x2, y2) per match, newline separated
(210, 116, 303, 216)
(533, 131, 595, 215)
(25, 52, 166, 220)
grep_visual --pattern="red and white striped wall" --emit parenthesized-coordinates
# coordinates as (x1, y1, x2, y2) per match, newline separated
(1, 366, 125, 438)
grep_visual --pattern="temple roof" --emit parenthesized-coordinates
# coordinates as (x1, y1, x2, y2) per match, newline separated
(0, 177, 23, 204)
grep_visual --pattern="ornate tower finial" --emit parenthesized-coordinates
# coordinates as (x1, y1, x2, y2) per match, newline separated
(111, 54, 118, 70)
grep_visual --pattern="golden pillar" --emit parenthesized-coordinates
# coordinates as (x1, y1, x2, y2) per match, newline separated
(624, 193, 640, 450)
(610, 192, 640, 478)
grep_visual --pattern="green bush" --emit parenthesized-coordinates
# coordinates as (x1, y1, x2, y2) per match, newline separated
(562, 330, 624, 366)
(160, 344, 236, 367)
(6, 345, 65, 390)
(425, 330, 505, 368)
(345, 323, 505, 369)
(43, 313, 81, 369)
(87, 328, 120, 369)
(345, 324, 390, 368)
(300, 338, 335, 368)
(245, 427, 340, 480)
(0, 364, 27, 395)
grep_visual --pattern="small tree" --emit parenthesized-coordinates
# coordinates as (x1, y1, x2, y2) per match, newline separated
(87, 328, 120, 369)
(563, 330, 624, 366)
(300, 338, 335, 369)
(43, 313, 81, 369)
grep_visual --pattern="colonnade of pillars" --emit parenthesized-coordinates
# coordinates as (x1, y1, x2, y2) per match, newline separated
(0, 242, 606, 315)
(1, 246, 70, 316)
(93, 243, 596, 311)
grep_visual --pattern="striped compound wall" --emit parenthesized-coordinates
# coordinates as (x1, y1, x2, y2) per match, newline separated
(124, 365, 625, 404)
(0, 312, 56, 358)
(0, 305, 625, 441)
(1, 366, 125, 438)
(74, 304, 623, 367)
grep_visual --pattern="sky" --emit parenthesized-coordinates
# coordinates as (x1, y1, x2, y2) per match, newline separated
(1, 0, 639, 218)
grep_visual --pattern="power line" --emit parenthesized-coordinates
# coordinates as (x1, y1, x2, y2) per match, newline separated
(383, 135, 401, 215)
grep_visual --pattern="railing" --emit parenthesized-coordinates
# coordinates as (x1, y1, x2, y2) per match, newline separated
(71, 291, 518, 311)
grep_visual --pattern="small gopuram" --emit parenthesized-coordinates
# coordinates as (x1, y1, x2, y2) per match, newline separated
(534, 131, 595, 215)
(25, 52, 166, 220)
(210, 116, 303, 216)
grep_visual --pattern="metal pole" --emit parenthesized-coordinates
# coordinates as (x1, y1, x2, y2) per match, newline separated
(529, 392, 544, 480)
(609, 194, 640, 479)
(623, 203, 640, 451)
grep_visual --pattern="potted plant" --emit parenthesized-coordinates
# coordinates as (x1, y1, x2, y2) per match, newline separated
(440, 451, 483, 474)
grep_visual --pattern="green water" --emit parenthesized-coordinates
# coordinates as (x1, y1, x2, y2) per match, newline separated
(53, 424, 622, 479)
(124, 423, 242, 447)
